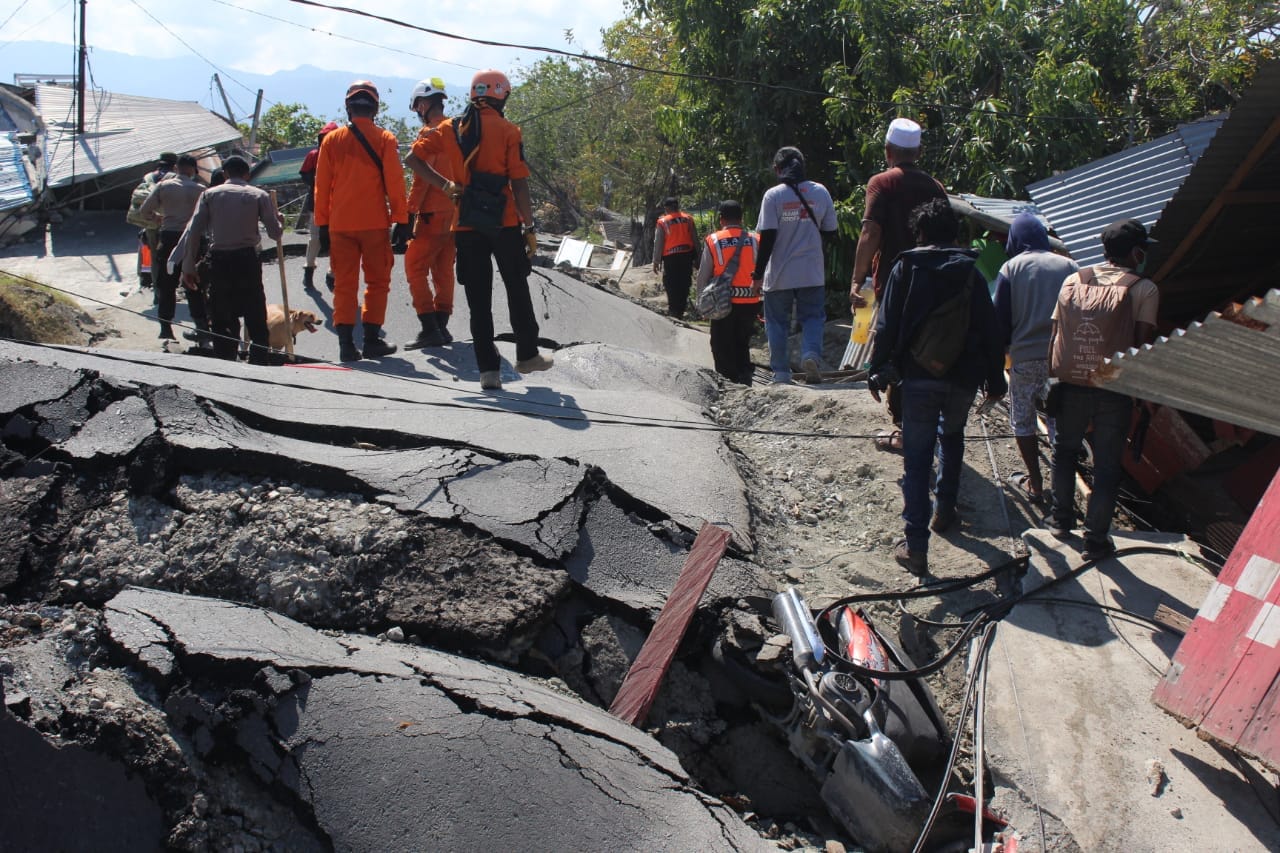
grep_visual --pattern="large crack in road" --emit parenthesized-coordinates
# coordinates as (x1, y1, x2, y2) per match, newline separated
(0, 359, 826, 851)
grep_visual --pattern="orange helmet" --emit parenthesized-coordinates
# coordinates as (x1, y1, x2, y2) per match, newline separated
(345, 80, 379, 106)
(470, 70, 511, 102)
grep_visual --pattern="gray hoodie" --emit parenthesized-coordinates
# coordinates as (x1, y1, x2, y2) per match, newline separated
(993, 213, 1077, 364)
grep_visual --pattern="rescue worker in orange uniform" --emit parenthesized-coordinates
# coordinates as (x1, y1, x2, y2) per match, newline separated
(401, 78, 460, 350)
(405, 69, 552, 391)
(652, 196, 699, 318)
(314, 80, 409, 361)
(695, 200, 760, 385)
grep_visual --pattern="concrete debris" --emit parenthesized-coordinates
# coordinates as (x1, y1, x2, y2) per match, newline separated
(1146, 758, 1168, 797)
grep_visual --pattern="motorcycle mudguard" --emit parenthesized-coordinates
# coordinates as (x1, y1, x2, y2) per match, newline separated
(820, 726, 930, 853)
(831, 608, 949, 778)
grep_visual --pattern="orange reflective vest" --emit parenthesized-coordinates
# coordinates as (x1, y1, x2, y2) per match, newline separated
(706, 227, 759, 303)
(657, 212, 696, 256)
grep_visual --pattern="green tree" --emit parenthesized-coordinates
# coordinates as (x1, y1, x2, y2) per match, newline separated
(239, 102, 326, 152)
(508, 19, 683, 258)
(636, 0, 1278, 286)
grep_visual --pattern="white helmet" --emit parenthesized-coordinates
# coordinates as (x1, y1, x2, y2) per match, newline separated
(410, 77, 447, 110)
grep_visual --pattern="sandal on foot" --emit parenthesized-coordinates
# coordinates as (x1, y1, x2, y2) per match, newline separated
(874, 429, 903, 452)
(1008, 472, 1045, 505)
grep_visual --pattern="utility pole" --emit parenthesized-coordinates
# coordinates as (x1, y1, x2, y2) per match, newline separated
(247, 89, 264, 152)
(213, 74, 237, 125)
(76, 0, 87, 135)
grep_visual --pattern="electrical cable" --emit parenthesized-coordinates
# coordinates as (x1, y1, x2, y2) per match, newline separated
(0, 1, 29, 35)
(0, 0, 69, 51)
(909, 621, 997, 853)
(127, 0, 274, 108)
(815, 544, 1218, 682)
(0, 267, 1032, 442)
(206, 0, 478, 73)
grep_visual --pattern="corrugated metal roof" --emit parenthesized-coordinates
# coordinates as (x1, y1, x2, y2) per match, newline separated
(250, 146, 308, 187)
(953, 193, 1048, 227)
(1026, 116, 1225, 267)
(37, 84, 241, 188)
(1095, 289, 1280, 436)
(0, 133, 34, 211)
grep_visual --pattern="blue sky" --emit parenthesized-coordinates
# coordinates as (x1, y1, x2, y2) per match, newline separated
(0, 0, 629, 83)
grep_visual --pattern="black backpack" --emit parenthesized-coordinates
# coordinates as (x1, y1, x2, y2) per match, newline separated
(907, 263, 978, 378)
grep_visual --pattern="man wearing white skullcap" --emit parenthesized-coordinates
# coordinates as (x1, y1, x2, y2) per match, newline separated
(849, 118, 947, 306)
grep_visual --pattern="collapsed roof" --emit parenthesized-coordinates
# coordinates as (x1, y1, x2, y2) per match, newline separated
(36, 83, 241, 190)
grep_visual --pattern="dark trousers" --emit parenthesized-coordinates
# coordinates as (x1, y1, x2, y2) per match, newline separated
(154, 230, 183, 329)
(662, 251, 695, 318)
(1050, 385, 1133, 545)
(456, 228, 540, 373)
(900, 378, 977, 550)
(207, 247, 269, 365)
(710, 301, 758, 385)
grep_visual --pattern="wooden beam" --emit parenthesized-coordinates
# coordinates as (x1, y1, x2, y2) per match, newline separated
(1222, 190, 1280, 206)
(1154, 115, 1280, 282)
(609, 522, 731, 726)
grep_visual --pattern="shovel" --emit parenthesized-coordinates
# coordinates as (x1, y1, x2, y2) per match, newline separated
(820, 709, 930, 853)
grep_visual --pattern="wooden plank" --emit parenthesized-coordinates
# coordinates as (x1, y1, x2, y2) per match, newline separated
(1236, 671, 1280, 772)
(1153, 604, 1192, 634)
(1201, 567, 1280, 753)
(1154, 470, 1280, 733)
(608, 522, 731, 726)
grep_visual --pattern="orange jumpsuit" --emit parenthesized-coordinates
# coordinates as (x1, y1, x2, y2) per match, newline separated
(313, 117, 409, 327)
(406, 116, 462, 315)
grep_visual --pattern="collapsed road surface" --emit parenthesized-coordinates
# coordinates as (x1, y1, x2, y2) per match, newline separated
(3, 587, 769, 851)
(0, 342, 838, 850)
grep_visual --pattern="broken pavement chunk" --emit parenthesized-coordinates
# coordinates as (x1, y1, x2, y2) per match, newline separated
(99, 586, 771, 851)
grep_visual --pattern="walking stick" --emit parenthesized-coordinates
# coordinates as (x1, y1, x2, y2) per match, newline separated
(269, 190, 295, 361)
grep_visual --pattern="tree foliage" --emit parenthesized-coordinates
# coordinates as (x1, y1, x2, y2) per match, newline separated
(240, 102, 327, 153)
(507, 18, 681, 254)
(627, 0, 1275, 285)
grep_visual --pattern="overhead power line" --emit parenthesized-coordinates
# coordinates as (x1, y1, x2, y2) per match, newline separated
(0, 0, 70, 51)
(0, 2, 30, 36)
(207, 0, 479, 73)
(127, 0, 274, 110)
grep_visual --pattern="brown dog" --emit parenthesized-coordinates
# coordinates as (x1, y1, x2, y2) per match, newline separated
(265, 304, 320, 351)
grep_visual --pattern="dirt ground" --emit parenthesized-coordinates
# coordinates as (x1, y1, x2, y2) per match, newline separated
(613, 259, 1055, 804)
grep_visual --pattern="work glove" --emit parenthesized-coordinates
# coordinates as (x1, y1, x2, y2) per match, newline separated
(318, 225, 330, 254)
(391, 222, 412, 253)
(524, 229, 538, 260)
(444, 180, 464, 202)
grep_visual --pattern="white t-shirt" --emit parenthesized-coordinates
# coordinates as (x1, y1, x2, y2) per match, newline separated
(757, 180, 837, 292)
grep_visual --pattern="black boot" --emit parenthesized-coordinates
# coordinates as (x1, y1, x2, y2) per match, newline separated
(405, 312, 444, 349)
(158, 321, 175, 340)
(337, 324, 362, 362)
(303, 267, 316, 290)
(361, 324, 398, 358)
(436, 311, 453, 344)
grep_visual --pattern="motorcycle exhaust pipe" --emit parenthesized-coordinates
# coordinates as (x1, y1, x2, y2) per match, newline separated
(772, 586, 825, 672)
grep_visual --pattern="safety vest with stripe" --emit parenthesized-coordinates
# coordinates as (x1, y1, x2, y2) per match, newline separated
(657, 212, 696, 256)
(707, 227, 760, 303)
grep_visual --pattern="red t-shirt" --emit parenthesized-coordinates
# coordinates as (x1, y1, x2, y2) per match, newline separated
(864, 164, 947, 295)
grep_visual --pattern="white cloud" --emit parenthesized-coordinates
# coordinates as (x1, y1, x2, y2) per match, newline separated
(1, 0, 629, 77)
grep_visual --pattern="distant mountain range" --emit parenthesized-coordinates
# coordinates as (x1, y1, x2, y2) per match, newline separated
(0, 41, 448, 125)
